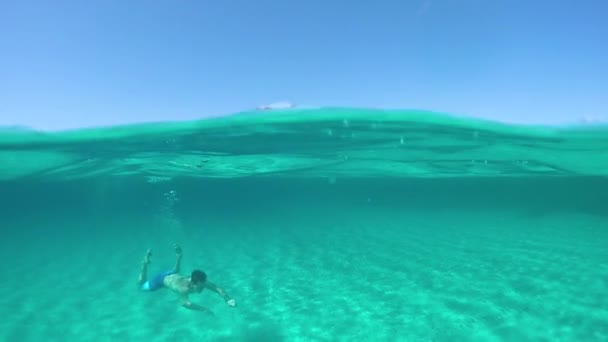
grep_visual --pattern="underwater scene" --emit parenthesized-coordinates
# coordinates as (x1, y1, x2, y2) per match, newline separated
(1, 108, 607, 341)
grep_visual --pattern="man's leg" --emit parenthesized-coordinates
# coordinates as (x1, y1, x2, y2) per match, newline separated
(138, 249, 152, 285)
(173, 244, 182, 273)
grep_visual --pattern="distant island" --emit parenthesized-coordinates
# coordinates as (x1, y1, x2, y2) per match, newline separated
(256, 101, 296, 111)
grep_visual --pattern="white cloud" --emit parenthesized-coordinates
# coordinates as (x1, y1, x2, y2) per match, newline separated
(256, 101, 296, 110)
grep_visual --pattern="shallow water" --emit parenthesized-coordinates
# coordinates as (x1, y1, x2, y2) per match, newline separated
(1, 108, 607, 341)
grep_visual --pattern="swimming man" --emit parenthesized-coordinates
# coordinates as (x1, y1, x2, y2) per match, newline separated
(138, 244, 236, 311)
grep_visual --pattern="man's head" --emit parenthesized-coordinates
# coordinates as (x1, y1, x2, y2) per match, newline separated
(190, 270, 207, 292)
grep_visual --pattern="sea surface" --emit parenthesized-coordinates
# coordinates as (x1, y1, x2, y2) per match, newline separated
(1, 108, 607, 341)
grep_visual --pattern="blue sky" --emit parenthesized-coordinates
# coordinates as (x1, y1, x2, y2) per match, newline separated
(1, 0, 606, 130)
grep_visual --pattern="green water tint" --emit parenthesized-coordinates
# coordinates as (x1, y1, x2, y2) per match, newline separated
(1, 108, 607, 341)
(1, 108, 607, 181)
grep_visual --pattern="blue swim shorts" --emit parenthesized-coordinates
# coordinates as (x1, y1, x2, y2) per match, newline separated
(141, 270, 177, 291)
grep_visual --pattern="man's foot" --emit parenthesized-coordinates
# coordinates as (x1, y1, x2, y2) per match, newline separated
(174, 243, 182, 257)
(143, 249, 152, 265)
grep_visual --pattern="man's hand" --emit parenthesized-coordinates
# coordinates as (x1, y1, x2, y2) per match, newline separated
(207, 283, 236, 307)
(219, 289, 237, 307)
(174, 243, 182, 256)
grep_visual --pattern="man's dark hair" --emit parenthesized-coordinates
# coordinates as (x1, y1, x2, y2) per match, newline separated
(191, 270, 207, 284)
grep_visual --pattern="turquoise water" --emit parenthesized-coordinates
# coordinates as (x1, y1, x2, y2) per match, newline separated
(1, 108, 607, 341)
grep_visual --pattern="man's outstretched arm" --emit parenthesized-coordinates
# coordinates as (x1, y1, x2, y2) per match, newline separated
(180, 294, 212, 313)
(205, 281, 237, 306)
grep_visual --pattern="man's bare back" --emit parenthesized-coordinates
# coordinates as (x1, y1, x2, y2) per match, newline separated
(163, 273, 192, 294)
